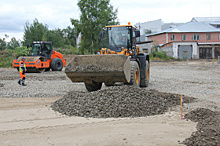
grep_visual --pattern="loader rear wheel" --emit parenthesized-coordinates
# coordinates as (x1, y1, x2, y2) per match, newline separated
(130, 61, 140, 86)
(140, 61, 150, 87)
(51, 58, 63, 71)
(85, 82, 102, 92)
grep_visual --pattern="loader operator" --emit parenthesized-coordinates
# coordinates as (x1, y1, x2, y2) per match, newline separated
(116, 33, 126, 45)
(18, 57, 27, 86)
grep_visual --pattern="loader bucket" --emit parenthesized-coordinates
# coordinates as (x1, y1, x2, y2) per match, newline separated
(65, 54, 131, 84)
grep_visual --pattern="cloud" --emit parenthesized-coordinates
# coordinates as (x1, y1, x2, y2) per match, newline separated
(1, 0, 220, 41)
(110, 0, 219, 24)
(0, 0, 79, 40)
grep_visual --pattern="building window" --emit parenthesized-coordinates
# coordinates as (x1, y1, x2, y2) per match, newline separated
(182, 35, 186, 41)
(206, 34, 211, 40)
(193, 34, 200, 40)
(171, 35, 175, 41)
(219, 34, 220, 40)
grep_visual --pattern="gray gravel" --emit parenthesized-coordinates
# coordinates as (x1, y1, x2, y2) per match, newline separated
(149, 61, 220, 111)
(51, 86, 194, 118)
(0, 68, 86, 98)
(183, 108, 220, 145)
(0, 61, 219, 112)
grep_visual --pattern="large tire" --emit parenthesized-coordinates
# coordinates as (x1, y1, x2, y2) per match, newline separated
(85, 82, 102, 92)
(140, 61, 150, 87)
(130, 61, 140, 86)
(51, 58, 63, 71)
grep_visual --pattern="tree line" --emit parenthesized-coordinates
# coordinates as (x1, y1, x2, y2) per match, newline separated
(0, 0, 118, 67)
(0, 18, 78, 54)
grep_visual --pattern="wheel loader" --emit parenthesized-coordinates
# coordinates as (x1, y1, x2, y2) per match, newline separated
(65, 23, 150, 92)
(13, 41, 66, 73)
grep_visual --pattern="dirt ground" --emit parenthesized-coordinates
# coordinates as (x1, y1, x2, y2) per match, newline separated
(0, 60, 219, 146)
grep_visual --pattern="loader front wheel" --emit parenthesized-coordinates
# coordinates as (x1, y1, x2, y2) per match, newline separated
(85, 82, 102, 92)
(130, 61, 140, 86)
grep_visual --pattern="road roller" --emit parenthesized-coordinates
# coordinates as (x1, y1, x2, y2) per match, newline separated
(13, 41, 66, 73)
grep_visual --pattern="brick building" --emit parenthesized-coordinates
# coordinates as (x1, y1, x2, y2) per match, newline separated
(146, 21, 220, 59)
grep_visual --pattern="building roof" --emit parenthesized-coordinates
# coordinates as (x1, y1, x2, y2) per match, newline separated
(191, 17, 220, 23)
(147, 21, 220, 36)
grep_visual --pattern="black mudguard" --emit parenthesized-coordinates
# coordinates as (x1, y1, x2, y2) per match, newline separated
(136, 53, 149, 81)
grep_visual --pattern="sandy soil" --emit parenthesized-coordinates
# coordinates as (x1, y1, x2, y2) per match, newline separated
(0, 60, 219, 145)
(0, 98, 196, 146)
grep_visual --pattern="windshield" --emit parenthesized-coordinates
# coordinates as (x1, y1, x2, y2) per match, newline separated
(108, 27, 131, 52)
(32, 44, 41, 56)
(31, 43, 52, 58)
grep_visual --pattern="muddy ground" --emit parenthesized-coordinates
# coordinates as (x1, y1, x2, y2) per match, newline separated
(0, 60, 219, 145)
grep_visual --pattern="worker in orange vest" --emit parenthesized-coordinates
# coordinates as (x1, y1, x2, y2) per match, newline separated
(18, 57, 27, 86)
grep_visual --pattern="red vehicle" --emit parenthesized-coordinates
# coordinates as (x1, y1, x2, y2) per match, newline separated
(13, 41, 66, 73)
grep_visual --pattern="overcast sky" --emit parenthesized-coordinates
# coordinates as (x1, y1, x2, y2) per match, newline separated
(0, 0, 219, 41)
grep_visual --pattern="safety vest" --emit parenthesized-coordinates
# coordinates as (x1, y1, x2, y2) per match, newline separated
(19, 61, 26, 72)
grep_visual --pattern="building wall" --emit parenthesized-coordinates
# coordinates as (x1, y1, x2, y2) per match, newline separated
(172, 42, 198, 59)
(136, 19, 162, 35)
(148, 32, 220, 45)
(148, 33, 167, 45)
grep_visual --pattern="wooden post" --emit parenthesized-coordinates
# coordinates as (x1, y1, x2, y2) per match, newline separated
(181, 94, 183, 120)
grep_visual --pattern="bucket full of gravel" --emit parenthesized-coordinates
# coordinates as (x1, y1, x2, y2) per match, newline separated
(51, 86, 195, 118)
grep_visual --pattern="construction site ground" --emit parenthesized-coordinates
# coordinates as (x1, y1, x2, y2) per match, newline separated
(0, 60, 219, 146)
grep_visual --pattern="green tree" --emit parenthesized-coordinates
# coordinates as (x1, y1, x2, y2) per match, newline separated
(62, 26, 77, 47)
(7, 37, 20, 50)
(0, 36, 7, 51)
(23, 18, 48, 46)
(46, 29, 64, 48)
(71, 0, 118, 54)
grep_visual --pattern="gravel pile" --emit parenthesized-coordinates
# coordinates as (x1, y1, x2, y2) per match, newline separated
(182, 108, 220, 146)
(51, 86, 195, 118)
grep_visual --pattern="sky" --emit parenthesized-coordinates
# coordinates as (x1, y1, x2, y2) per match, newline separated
(0, 0, 219, 41)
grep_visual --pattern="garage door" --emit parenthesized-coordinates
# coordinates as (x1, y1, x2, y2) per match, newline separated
(178, 45, 192, 59)
(215, 47, 220, 59)
(199, 48, 212, 59)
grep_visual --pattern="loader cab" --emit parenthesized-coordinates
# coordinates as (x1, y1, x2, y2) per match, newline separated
(101, 24, 140, 56)
(31, 41, 53, 59)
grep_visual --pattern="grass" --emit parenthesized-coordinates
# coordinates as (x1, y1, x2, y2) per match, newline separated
(150, 51, 175, 61)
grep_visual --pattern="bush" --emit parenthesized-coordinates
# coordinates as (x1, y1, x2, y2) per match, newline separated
(54, 45, 79, 55)
(150, 51, 175, 61)
(0, 46, 30, 68)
